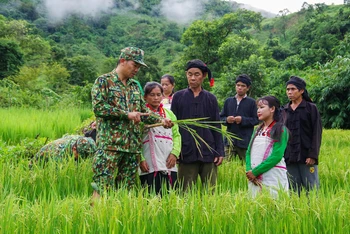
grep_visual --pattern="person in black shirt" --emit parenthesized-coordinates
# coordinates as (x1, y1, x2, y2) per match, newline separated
(171, 59, 224, 192)
(220, 74, 259, 161)
(283, 76, 322, 195)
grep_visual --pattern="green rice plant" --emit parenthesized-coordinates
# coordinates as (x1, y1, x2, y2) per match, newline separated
(1, 182, 349, 233)
(318, 129, 350, 194)
(145, 116, 239, 157)
(1, 122, 350, 233)
(0, 107, 93, 144)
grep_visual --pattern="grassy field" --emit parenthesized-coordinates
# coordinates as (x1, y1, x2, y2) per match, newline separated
(0, 109, 350, 233)
(0, 107, 93, 144)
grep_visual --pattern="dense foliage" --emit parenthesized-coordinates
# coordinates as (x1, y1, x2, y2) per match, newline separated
(0, 1, 349, 128)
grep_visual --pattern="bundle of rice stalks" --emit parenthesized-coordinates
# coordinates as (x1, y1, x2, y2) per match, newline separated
(144, 116, 240, 157)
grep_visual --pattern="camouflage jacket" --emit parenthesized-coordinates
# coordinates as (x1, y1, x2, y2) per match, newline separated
(35, 135, 96, 161)
(91, 69, 160, 153)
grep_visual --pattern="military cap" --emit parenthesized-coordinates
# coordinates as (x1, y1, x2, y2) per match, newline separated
(119, 47, 148, 67)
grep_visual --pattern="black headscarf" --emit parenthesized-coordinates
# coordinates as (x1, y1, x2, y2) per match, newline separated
(236, 74, 252, 86)
(186, 59, 214, 87)
(286, 76, 312, 102)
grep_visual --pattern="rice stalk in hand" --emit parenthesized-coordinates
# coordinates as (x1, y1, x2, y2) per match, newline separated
(144, 116, 241, 157)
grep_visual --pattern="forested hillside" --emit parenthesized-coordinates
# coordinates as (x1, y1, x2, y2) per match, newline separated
(0, 0, 349, 128)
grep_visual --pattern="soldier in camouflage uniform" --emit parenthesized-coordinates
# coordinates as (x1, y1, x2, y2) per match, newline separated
(91, 47, 172, 197)
(34, 135, 97, 164)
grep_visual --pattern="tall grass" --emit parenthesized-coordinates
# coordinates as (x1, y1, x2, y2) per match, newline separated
(0, 107, 93, 144)
(1, 111, 350, 233)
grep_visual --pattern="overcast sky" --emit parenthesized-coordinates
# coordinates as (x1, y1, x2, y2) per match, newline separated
(41, 0, 345, 23)
(237, 0, 344, 14)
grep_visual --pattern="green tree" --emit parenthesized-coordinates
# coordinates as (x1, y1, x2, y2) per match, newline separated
(41, 63, 70, 93)
(173, 10, 263, 91)
(333, 33, 350, 57)
(137, 0, 161, 15)
(0, 78, 22, 107)
(19, 35, 52, 66)
(218, 35, 260, 66)
(310, 56, 350, 129)
(0, 38, 24, 79)
(100, 57, 117, 74)
(63, 55, 98, 86)
(204, 0, 238, 17)
(181, 10, 262, 67)
(134, 56, 162, 88)
(290, 7, 350, 66)
(8, 65, 41, 91)
(280, 54, 305, 70)
(276, 8, 290, 40)
(163, 23, 181, 41)
(0, 14, 6, 33)
(9, 63, 70, 93)
(216, 54, 268, 102)
(51, 45, 67, 62)
(18, 1, 39, 21)
(263, 68, 292, 104)
(1, 19, 29, 39)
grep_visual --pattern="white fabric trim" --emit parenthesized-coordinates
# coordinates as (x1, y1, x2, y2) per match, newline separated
(249, 135, 288, 198)
(139, 125, 177, 175)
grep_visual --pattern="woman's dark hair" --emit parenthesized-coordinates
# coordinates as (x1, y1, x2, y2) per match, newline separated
(253, 96, 288, 142)
(161, 74, 175, 86)
(161, 74, 175, 95)
(144, 82, 163, 96)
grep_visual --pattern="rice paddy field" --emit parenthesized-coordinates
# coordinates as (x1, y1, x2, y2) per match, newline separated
(0, 107, 93, 144)
(1, 108, 350, 233)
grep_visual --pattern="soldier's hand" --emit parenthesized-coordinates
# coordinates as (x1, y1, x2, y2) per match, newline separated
(128, 112, 149, 124)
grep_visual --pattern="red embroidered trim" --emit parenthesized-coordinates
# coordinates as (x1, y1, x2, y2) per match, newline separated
(146, 103, 166, 118)
(258, 120, 276, 137)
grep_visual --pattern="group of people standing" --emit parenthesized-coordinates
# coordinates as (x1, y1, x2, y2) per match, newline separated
(89, 46, 322, 199)
(221, 72, 322, 197)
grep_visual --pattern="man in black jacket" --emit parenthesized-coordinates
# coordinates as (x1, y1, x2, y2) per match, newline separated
(220, 74, 259, 161)
(171, 59, 224, 192)
(283, 76, 322, 195)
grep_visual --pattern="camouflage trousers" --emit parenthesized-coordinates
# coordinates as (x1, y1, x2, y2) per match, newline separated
(92, 150, 140, 192)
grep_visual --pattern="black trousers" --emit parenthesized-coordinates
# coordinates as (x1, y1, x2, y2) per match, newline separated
(140, 171, 177, 195)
